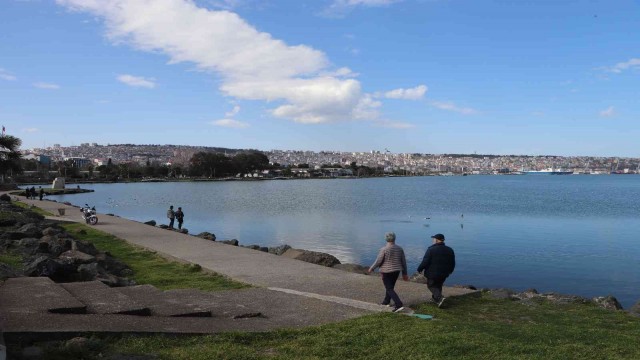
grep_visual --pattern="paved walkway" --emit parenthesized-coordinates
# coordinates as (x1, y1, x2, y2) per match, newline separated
(4, 195, 477, 334)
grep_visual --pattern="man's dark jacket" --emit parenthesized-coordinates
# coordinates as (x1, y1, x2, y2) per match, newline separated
(417, 242, 455, 278)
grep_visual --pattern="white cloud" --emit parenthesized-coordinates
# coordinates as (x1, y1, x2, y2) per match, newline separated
(57, 0, 383, 124)
(323, 0, 402, 17)
(382, 85, 427, 100)
(0, 68, 17, 81)
(22, 128, 39, 133)
(117, 74, 156, 88)
(605, 58, 640, 74)
(33, 82, 60, 90)
(599, 106, 615, 117)
(211, 118, 249, 128)
(429, 100, 477, 115)
(225, 105, 241, 117)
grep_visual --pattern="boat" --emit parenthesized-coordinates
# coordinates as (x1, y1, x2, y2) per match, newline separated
(523, 168, 573, 175)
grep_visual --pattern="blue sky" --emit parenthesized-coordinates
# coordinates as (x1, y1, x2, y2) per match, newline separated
(1, 0, 639, 156)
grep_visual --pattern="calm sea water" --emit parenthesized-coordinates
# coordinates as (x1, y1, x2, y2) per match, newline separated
(48, 175, 640, 307)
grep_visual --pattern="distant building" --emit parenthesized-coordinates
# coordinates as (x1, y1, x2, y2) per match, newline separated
(64, 157, 92, 168)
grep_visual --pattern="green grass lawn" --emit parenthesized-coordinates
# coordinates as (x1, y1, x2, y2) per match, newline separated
(13, 200, 54, 216)
(61, 223, 248, 291)
(36, 294, 640, 360)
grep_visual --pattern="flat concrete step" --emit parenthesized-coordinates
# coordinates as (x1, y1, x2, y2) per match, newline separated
(0, 277, 86, 314)
(116, 285, 212, 317)
(60, 281, 151, 316)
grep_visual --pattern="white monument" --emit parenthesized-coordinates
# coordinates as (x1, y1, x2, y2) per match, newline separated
(52, 177, 65, 189)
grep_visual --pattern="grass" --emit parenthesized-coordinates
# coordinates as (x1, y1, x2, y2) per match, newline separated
(13, 200, 54, 216)
(31, 294, 640, 360)
(0, 251, 23, 270)
(61, 223, 248, 291)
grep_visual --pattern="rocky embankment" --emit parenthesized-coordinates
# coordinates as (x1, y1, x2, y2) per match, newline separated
(0, 196, 134, 286)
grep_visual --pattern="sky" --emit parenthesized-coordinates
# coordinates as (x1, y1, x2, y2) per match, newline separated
(1, 0, 639, 157)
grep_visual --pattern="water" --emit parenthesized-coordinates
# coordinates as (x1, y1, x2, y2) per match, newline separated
(46, 175, 640, 307)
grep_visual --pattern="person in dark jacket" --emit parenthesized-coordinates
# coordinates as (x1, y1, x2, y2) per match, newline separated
(417, 233, 455, 308)
(175, 207, 184, 230)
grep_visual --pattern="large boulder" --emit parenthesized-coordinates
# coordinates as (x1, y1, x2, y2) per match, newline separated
(72, 240, 99, 256)
(144, 220, 157, 226)
(592, 296, 623, 311)
(95, 253, 131, 277)
(221, 239, 239, 246)
(59, 250, 96, 265)
(268, 244, 291, 256)
(332, 263, 369, 275)
(196, 232, 216, 241)
(17, 223, 43, 238)
(42, 227, 62, 236)
(281, 248, 341, 267)
(0, 262, 21, 280)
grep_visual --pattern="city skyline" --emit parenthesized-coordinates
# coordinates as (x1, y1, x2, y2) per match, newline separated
(2, 0, 640, 156)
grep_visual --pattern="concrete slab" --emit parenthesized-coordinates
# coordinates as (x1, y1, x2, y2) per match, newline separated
(116, 286, 212, 317)
(0, 277, 86, 314)
(60, 281, 150, 316)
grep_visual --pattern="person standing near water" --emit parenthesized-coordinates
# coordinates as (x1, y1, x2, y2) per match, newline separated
(175, 207, 184, 230)
(368, 232, 409, 313)
(39, 187, 44, 201)
(417, 233, 455, 308)
(167, 205, 175, 229)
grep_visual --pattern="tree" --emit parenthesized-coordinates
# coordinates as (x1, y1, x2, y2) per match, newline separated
(0, 135, 22, 182)
(189, 152, 233, 177)
(232, 151, 269, 176)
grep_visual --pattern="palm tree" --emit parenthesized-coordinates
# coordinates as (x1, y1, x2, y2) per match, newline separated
(0, 135, 22, 183)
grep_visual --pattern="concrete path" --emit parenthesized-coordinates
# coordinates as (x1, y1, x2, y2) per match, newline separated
(4, 195, 477, 335)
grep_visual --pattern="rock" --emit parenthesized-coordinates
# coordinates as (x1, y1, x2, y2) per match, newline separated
(196, 232, 216, 241)
(158, 224, 169, 229)
(221, 239, 239, 246)
(65, 336, 93, 351)
(489, 288, 516, 300)
(24, 255, 50, 276)
(514, 288, 540, 300)
(268, 244, 291, 256)
(409, 272, 428, 284)
(144, 220, 157, 226)
(18, 223, 43, 238)
(281, 248, 341, 267)
(592, 296, 623, 311)
(0, 193, 11, 201)
(42, 226, 62, 236)
(36, 241, 50, 253)
(0, 262, 21, 280)
(18, 237, 40, 248)
(72, 240, 99, 256)
(541, 293, 590, 305)
(95, 253, 130, 277)
(179, 228, 188, 234)
(0, 231, 28, 240)
(332, 263, 369, 275)
(629, 301, 640, 317)
(244, 245, 261, 250)
(259, 247, 269, 252)
(78, 262, 99, 281)
(59, 250, 96, 264)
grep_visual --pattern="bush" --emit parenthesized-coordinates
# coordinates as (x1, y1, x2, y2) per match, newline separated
(0, 194, 11, 202)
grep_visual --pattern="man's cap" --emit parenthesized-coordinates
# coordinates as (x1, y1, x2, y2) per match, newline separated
(431, 233, 445, 241)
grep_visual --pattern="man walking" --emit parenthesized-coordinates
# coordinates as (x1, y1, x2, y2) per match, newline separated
(417, 233, 455, 308)
(368, 232, 409, 313)
(167, 205, 175, 229)
(175, 207, 184, 230)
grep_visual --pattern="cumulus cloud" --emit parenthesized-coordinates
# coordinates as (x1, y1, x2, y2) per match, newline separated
(382, 85, 427, 100)
(429, 100, 477, 115)
(599, 106, 615, 117)
(323, 0, 402, 17)
(57, 0, 382, 124)
(225, 105, 241, 117)
(605, 58, 640, 74)
(0, 68, 17, 81)
(33, 82, 60, 90)
(117, 74, 156, 88)
(211, 118, 249, 128)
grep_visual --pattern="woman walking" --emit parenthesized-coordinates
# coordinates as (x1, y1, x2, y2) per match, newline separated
(368, 232, 409, 313)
